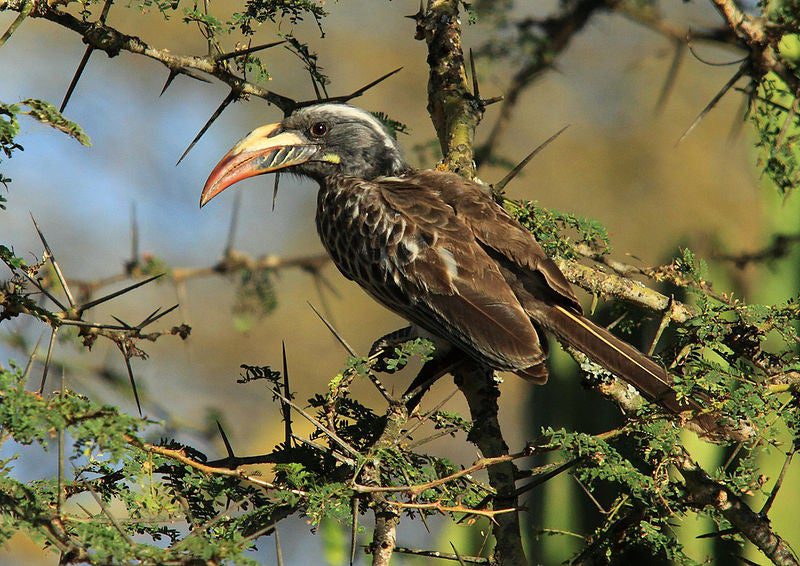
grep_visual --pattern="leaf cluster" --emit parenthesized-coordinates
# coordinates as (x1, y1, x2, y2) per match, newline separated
(506, 198, 611, 259)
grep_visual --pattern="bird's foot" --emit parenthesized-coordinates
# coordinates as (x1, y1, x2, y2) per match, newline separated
(368, 326, 415, 374)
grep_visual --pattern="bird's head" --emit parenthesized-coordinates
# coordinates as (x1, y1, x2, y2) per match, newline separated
(200, 103, 408, 207)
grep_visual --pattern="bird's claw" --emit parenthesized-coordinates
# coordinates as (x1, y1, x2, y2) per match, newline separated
(369, 326, 414, 374)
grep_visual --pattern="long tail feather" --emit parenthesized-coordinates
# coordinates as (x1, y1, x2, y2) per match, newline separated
(543, 305, 737, 440)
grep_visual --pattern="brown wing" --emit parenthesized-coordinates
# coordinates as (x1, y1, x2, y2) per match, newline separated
(405, 170, 582, 314)
(369, 177, 549, 373)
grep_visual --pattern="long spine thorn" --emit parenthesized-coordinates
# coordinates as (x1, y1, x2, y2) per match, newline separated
(311, 273, 337, 328)
(272, 172, 281, 211)
(216, 420, 236, 459)
(160, 69, 178, 97)
(60, 46, 93, 113)
(121, 345, 143, 417)
(139, 303, 180, 328)
(281, 341, 293, 448)
(315, 270, 341, 299)
(494, 125, 570, 192)
(177, 90, 239, 165)
(215, 40, 286, 61)
(60, 0, 113, 110)
(514, 459, 579, 498)
(655, 40, 686, 114)
(307, 301, 356, 356)
(296, 67, 403, 108)
(676, 65, 746, 146)
(344, 67, 403, 101)
(469, 48, 480, 100)
(180, 68, 212, 84)
(30, 214, 76, 307)
(78, 273, 165, 314)
(481, 95, 503, 107)
(17, 269, 66, 311)
(224, 191, 242, 256)
(450, 542, 468, 566)
(310, 68, 323, 101)
(269, 385, 360, 458)
(110, 315, 133, 329)
(38, 327, 58, 394)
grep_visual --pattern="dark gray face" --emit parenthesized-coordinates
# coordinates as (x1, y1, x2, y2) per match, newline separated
(281, 104, 408, 181)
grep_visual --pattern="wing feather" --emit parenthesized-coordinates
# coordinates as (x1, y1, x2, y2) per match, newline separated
(370, 178, 548, 371)
(405, 170, 581, 313)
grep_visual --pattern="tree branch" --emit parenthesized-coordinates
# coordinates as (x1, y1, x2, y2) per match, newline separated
(419, 0, 483, 178)
(0, 0, 296, 111)
(455, 366, 528, 565)
(361, 404, 409, 566)
(676, 449, 800, 566)
(708, 0, 766, 45)
(556, 258, 696, 323)
(417, 3, 527, 563)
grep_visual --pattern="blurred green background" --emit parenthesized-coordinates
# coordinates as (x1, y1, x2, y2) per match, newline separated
(1, 0, 797, 563)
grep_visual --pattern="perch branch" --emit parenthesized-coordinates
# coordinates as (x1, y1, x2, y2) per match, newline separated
(676, 449, 800, 566)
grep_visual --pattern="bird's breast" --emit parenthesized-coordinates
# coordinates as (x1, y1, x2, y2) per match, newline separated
(315, 180, 418, 292)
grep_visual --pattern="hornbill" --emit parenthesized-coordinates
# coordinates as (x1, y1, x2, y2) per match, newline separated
(200, 103, 727, 438)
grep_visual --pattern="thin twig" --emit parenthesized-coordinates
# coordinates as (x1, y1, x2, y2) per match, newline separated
(267, 385, 361, 459)
(760, 450, 795, 516)
(392, 546, 488, 564)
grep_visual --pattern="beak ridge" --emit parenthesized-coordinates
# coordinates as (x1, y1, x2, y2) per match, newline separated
(200, 123, 314, 207)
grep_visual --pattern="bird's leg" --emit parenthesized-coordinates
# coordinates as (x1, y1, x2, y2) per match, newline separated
(370, 325, 463, 410)
(368, 326, 414, 373)
(402, 349, 467, 413)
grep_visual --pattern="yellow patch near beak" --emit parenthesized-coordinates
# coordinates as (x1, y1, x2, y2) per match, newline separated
(322, 153, 341, 164)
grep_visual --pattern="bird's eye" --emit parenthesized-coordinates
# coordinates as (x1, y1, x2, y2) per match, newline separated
(310, 122, 328, 138)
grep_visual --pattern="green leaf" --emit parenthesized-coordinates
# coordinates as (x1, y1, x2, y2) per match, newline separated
(19, 99, 91, 146)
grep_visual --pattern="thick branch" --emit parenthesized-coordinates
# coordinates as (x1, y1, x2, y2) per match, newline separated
(455, 365, 528, 566)
(419, 0, 482, 178)
(709, 0, 766, 45)
(416, 4, 526, 562)
(362, 403, 411, 566)
(677, 450, 800, 566)
(556, 258, 695, 323)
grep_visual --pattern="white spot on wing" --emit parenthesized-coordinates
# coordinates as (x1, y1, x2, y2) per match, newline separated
(404, 239, 420, 259)
(438, 248, 459, 278)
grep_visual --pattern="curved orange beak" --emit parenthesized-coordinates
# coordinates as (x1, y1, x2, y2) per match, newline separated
(200, 123, 316, 207)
